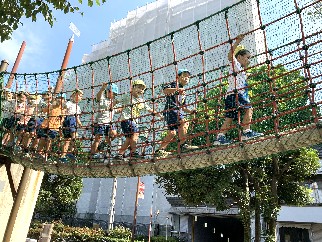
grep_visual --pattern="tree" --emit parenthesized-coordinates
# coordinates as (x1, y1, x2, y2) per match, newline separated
(157, 64, 321, 242)
(0, 0, 106, 42)
(35, 173, 83, 220)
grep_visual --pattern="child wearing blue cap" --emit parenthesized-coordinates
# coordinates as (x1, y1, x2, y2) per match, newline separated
(90, 82, 119, 160)
(154, 69, 199, 157)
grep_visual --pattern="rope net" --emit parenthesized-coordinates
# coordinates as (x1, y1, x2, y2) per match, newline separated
(1, 0, 322, 178)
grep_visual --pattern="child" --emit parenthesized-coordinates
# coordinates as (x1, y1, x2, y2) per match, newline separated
(114, 79, 162, 160)
(28, 91, 53, 152)
(2, 91, 27, 147)
(15, 94, 37, 149)
(154, 69, 199, 157)
(90, 83, 118, 160)
(36, 93, 66, 159)
(59, 89, 83, 162)
(1, 88, 15, 145)
(213, 34, 263, 145)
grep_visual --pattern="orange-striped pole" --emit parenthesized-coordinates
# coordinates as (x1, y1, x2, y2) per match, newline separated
(54, 35, 74, 94)
(5, 41, 26, 89)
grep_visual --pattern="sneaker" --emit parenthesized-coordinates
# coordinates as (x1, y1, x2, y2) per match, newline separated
(130, 152, 141, 159)
(97, 141, 107, 151)
(180, 143, 199, 152)
(154, 149, 171, 157)
(242, 130, 263, 141)
(66, 153, 76, 160)
(213, 135, 231, 145)
(91, 153, 102, 160)
(59, 157, 68, 163)
(113, 154, 124, 160)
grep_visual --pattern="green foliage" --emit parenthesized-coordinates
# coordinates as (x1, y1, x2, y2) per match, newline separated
(28, 221, 144, 242)
(0, 0, 107, 42)
(35, 174, 83, 219)
(108, 226, 131, 239)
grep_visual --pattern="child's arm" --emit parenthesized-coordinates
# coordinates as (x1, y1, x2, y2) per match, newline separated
(96, 82, 108, 102)
(228, 34, 245, 62)
(163, 87, 185, 96)
(182, 107, 196, 114)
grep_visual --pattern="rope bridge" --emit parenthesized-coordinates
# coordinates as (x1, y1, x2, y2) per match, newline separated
(1, 0, 322, 178)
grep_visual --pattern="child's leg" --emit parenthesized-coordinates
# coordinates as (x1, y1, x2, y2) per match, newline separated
(159, 130, 176, 151)
(15, 130, 24, 146)
(118, 137, 131, 155)
(91, 134, 102, 154)
(129, 132, 139, 153)
(37, 138, 46, 153)
(177, 119, 189, 145)
(20, 131, 32, 149)
(242, 107, 253, 131)
(218, 118, 234, 135)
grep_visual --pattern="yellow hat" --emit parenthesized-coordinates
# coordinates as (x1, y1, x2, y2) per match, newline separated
(72, 88, 84, 95)
(132, 79, 146, 90)
(233, 45, 246, 57)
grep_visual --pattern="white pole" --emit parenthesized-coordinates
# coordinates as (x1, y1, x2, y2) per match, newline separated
(108, 178, 117, 231)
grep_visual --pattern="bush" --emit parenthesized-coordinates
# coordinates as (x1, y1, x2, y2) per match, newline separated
(28, 220, 145, 242)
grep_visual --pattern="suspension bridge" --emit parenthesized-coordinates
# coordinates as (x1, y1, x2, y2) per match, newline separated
(1, 0, 322, 178)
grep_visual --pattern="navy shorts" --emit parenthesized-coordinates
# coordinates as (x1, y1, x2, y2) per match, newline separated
(3, 116, 19, 130)
(62, 116, 77, 138)
(93, 123, 115, 136)
(37, 128, 59, 139)
(225, 93, 251, 120)
(36, 117, 45, 126)
(121, 120, 139, 137)
(164, 110, 184, 131)
(2, 117, 16, 130)
(16, 123, 27, 132)
(27, 117, 37, 132)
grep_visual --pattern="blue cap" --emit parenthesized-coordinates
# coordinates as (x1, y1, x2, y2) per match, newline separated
(56, 92, 66, 99)
(178, 69, 190, 76)
(107, 83, 119, 95)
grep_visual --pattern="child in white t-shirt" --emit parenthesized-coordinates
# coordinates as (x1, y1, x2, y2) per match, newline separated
(114, 79, 162, 160)
(60, 89, 83, 163)
(90, 83, 119, 160)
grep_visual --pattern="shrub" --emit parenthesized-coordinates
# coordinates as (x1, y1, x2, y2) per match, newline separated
(28, 220, 145, 242)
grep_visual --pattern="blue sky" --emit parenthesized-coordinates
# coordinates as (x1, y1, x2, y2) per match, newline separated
(0, 0, 152, 74)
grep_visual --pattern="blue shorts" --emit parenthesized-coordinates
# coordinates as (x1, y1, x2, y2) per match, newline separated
(27, 117, 37, 132)
(2, 117, 16, 130)
(121, 120, 139, 137)
(37, 128, 59, 139)
(16, 123, 27, 132)
(3, 116, 19, 130)
(62, 116, 77, 138)
(164, 110, 184, 131)
(225, 93, 251, 121)
(93, 123, 115, 136)
(36, 117, 45, 126)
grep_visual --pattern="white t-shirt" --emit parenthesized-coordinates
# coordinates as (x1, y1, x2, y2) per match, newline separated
(95, 95, 114, 124)
(1, 100, 15, 119)
(65, 100, 82, 115)
(115, 93, 152, 122)
(226, 56, 248, 97)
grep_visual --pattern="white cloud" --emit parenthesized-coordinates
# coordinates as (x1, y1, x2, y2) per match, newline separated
(0, 23, 47, 73)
